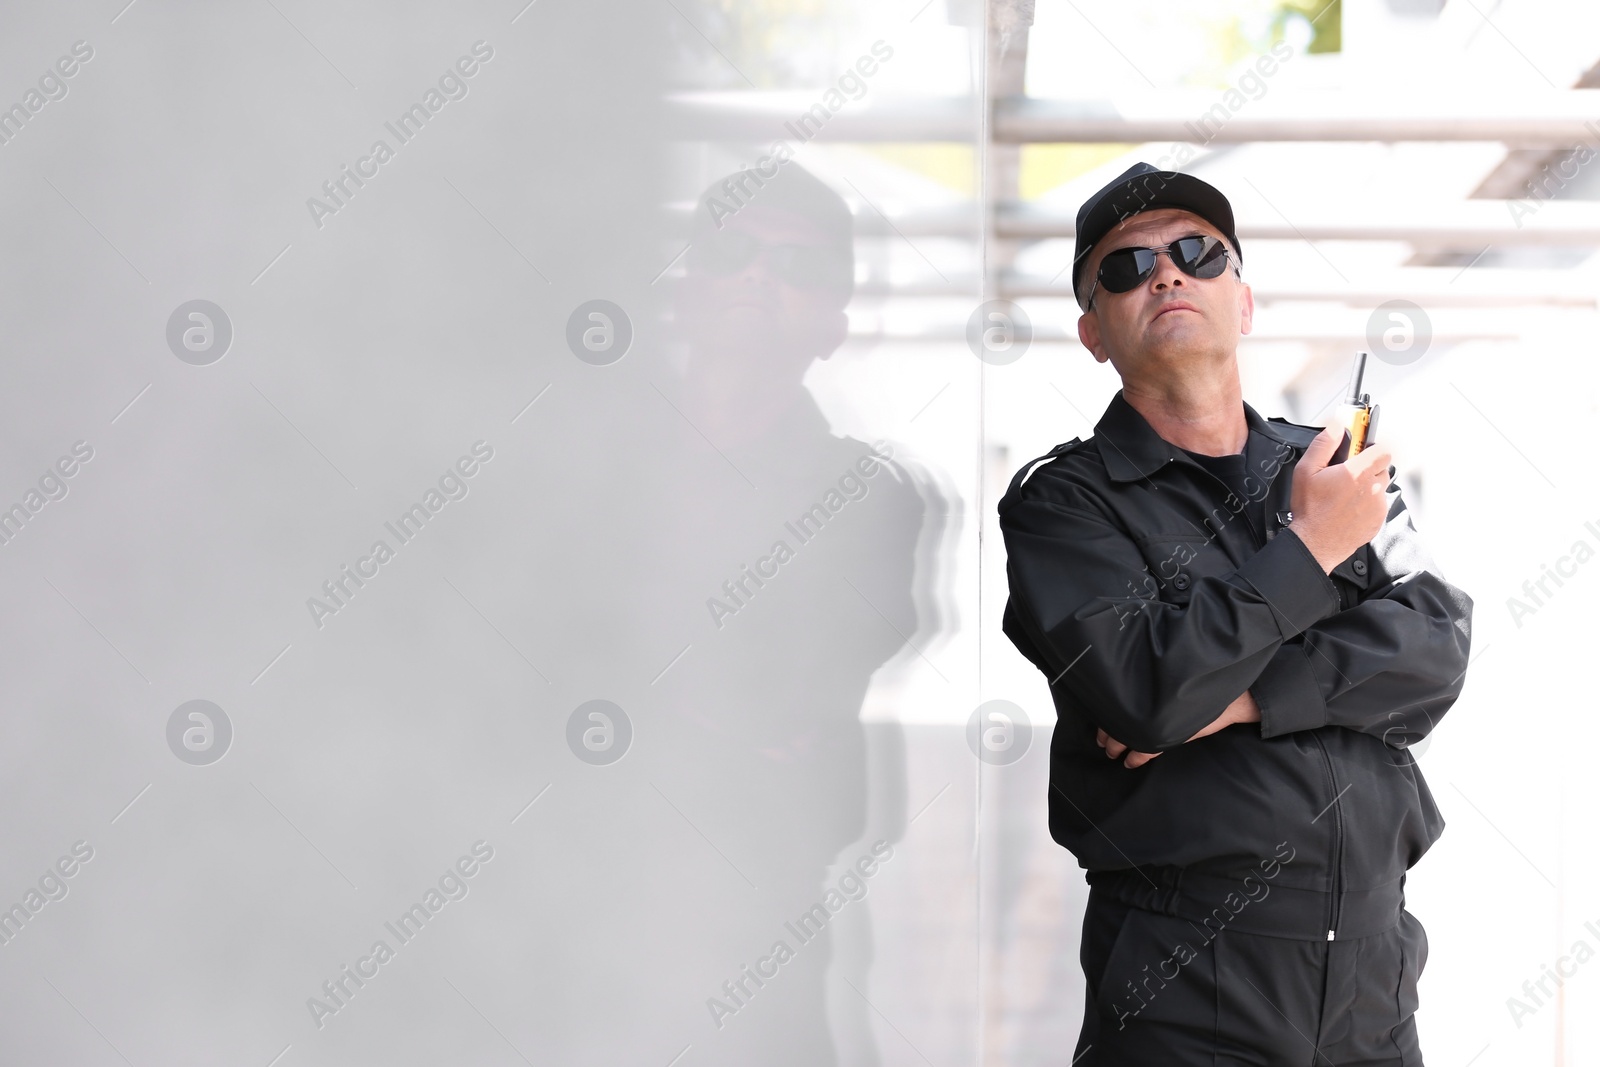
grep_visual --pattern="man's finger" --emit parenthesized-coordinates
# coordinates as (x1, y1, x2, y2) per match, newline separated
(1298, 425, 1340, 471)
(1124, 749, 1162, 769)
(1349, 445, 1393, 478)
(1103, 735, 1128, 759)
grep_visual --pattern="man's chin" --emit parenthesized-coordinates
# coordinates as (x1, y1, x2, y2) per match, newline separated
(1140, 328, 1232, 363)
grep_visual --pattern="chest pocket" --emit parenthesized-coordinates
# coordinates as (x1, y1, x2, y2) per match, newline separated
(1132, 534, 1238, 606)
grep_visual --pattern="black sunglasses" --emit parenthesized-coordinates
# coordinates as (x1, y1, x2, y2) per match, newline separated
(1085, 234, 1237, 308)
(692, 230, 851, 290)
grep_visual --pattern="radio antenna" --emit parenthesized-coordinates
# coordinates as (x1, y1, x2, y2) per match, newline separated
(1345, 351, 1370, 405)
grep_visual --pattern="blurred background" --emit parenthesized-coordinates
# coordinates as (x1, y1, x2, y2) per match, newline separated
(0, 0, 1593, 1064)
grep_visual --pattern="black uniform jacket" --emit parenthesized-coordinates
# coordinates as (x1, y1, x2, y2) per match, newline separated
(999, 389, 1474, 941)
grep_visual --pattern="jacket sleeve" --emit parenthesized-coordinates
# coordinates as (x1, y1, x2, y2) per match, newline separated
(1250, 474, 1474, 748)
(1000, 489, 1341, 753)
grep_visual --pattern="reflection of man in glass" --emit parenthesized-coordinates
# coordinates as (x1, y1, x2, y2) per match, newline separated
(652, 161, 932, 1066)
(536, 162, 935, 1066)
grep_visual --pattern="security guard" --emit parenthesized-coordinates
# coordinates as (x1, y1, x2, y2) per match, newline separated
(998, 162, 1474, 1065)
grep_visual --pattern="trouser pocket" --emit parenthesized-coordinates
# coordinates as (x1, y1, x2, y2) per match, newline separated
(1082, 893, 1220, 1060)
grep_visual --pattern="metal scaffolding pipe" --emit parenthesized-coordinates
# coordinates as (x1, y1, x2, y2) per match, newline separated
(666, 91, 1600, 147)
(996, 94, 1600, 146)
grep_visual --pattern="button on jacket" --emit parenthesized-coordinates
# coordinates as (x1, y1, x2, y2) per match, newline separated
(998, 390, 1474, 940)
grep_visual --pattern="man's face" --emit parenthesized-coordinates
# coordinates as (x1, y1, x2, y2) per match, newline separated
(677, 203, 849, 374)
(1076, 208, 1253, 383)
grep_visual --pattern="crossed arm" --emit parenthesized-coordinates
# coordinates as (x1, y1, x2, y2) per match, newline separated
(1098, 689, 1261, 768)
(1000, 477, 1473, 766)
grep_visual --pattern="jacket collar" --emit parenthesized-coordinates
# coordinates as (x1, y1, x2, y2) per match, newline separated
(1093, 388, 1306, 483)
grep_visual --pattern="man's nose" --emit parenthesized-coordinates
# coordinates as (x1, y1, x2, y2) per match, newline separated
(735, 247, 781, 285)
(1149, 248, 1186, 292)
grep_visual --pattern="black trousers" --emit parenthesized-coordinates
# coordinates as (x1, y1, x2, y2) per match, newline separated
(1075, 888, 1429, 1066)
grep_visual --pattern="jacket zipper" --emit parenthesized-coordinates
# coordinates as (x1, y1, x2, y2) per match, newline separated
(1275, 452, 1347, 939)
(1313, 734, 1344, 940)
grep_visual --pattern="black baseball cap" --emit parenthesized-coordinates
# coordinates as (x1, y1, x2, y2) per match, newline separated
(1072, 162, 1242, 310)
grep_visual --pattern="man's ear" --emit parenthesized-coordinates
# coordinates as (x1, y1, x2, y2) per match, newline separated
(1238, 278, 1254, 337)
(1078, 309, 1110, 363)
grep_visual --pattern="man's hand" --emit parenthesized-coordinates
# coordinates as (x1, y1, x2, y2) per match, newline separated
(1096, 690, 1262, 768)
(1287, 426, 1393, 574)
